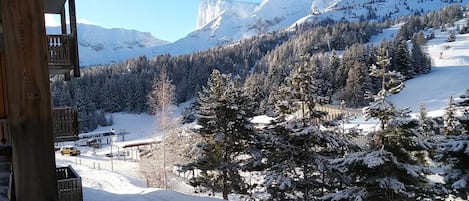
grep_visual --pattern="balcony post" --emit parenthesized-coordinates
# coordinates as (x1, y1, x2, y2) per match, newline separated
(1, 0, 58, 200)
(60, 7, 66, 34)
(60, 5, 71, 80)
(68, 0, 80, 77)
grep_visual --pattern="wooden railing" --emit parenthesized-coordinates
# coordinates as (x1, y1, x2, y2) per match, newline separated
(47, 34, 72, 65)
(52, 107, 79, 142)
(314, 104, 363, 122)
(56, 166, 83, 201)
(295, 103, 363, 122)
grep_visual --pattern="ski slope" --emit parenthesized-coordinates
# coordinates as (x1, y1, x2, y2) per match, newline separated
(390, 19, 469, 116)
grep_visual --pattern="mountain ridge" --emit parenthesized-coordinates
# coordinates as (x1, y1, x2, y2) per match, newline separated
(46, 23, 169, 66)
(51, 0, 469, 66)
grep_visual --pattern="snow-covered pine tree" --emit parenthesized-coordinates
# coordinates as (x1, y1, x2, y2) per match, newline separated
(324, 48, 441, 201)
(364, 47, 405, 132)
(186, 70, 256, 200)
(443, 96, 463, 136)
(437, 91, 469, 199)
(457, 89, 469, 132)
(261, 59, 351, 201)
(437, 134, 469, 200)
(324, 143, 443, 201)
(417, 102, 437, 137)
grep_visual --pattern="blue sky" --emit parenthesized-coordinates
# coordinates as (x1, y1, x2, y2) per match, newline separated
(46, 0, 262, 42)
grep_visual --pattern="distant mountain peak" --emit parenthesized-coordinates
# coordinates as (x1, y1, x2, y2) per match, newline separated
(196, 0, 259, 29)
(46, 23, 169, 66)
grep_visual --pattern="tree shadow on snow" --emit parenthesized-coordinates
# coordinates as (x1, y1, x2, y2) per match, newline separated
(83, 187, 224, 201)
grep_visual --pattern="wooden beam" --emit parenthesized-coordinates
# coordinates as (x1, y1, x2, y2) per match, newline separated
(0, 53, 6, 120)
(0, 4, 3, 53)
(69, 0, 80, 77)
(1, 0, 58, 200)
(60, 7, 66, 34)
(0, 53, 7, 145)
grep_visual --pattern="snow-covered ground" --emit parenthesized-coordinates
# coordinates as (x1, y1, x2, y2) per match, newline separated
(368, 23, 404, 46)
(57, 160, 222, 201)
(55, 101, 226, 201)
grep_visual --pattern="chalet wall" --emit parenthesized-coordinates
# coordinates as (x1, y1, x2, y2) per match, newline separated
(0, 3, 3, 52)
(1, 0, 59, 200)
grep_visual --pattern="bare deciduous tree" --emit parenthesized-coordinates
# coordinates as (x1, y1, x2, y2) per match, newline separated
(144, 69, 175, 189)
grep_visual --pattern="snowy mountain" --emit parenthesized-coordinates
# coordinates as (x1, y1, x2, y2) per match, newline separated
(46, 24, 169, 66)
(301, 0, 469, 24)
(48, 0, 469, 66)
(155, 0, 469, 56)
(153, 0, 314, 56)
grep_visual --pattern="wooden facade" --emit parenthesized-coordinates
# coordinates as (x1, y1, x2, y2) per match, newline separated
(53, 107, 79, 142)
(56, 166, 83, 201)
(46, 0, 80, 79)
(0, 0, 82, 200)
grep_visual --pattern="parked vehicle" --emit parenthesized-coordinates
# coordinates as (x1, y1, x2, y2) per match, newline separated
(60, 145, 81, 156)
(105, 151, 126, 157)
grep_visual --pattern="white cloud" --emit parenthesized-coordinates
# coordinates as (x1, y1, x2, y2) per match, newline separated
(44, 14, 60, 27)
(76, 19, 96, 25)
(44, 14, 95, 26)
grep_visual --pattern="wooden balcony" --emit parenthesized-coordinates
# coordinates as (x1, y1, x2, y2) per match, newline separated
(47, 34, 76, 76)
(52, 107, 79, 142)
(56, 166, 83, 201)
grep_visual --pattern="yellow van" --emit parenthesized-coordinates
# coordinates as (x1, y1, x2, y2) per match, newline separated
(60, 145, 81, 156)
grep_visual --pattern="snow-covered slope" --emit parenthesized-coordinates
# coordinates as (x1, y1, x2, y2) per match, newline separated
(56, 160, 223, 201)
(302, 0, 469, 24)
(153, 0, 314, 56)
(311, 0, 342, 14)
(157, 0, 469, 56)
(390, 19, 469, 116)
(46, 24, 169, 66)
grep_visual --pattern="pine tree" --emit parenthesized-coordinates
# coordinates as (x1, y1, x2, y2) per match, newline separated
(327, 51, 341, 102)
(395, 38, 414, 78)
(186, 70, 256, 200)
(417, 102, 437, 137)
(436, 92, 469, 200)
(437, 134, 469, 200)
(262, 59, 351, 200)
(324, 141, 441, 201)
(459, 89, 469, 131)
(341, 60, 370, 107)
(411, 33, 431, 75)
(364, 47, 405, 132)
(443, 96, 463, 136)
(325, 48, 441, 201)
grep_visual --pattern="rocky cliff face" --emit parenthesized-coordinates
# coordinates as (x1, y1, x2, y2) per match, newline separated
(196, 0, 258, 29)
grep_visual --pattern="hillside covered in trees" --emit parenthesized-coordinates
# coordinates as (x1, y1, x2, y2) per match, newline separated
(51, 4, 468, 132)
